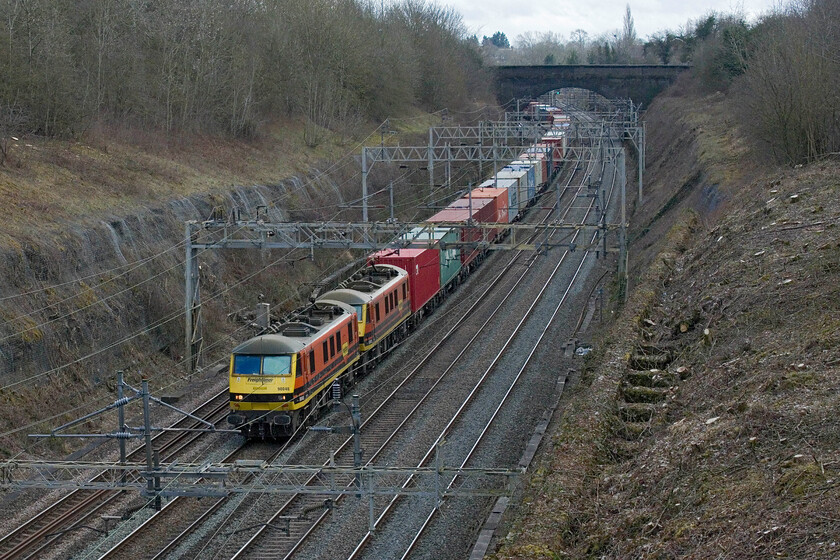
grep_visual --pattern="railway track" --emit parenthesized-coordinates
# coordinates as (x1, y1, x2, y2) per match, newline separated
(396, 251, 594, 560)
(113, 226, 552, 559)
(389, 133, 622, 560)
(214, 145, 600, 559)
(79, 112, 622, 559)
(96, 440, 281, 560)
(92, 147, 589, 560)
(93, 257, 535, 560)
(342, 142, 618, 559)
(0, 390, 231, 560)
(230, 255, 551, 559)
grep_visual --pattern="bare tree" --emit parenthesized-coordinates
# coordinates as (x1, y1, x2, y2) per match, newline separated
(619, 4, 640, 62)
(739, 4, 840, 164)
(622, 4, 636, 45)
(509, 31, 568, 65)
(0, 104, 27, 166)
(0, 0, 489, 140)
(571, 28, 588, 51)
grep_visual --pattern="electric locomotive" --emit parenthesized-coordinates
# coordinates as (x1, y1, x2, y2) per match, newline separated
(227, 300, 359, 438)
(228, 265, 410, 438)
(319, 263, 411, 373)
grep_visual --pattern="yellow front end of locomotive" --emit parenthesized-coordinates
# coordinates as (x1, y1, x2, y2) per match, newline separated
(229, 354, 298, 412)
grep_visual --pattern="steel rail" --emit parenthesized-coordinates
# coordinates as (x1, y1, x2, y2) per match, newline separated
(0, 390, 230, 560)
(221, 147, 591, 560)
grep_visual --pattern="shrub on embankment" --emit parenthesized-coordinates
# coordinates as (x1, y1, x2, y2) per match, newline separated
(683, 0, 840, 166)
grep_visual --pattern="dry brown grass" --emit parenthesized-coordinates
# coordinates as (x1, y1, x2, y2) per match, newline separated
(0, 118, 353, 234)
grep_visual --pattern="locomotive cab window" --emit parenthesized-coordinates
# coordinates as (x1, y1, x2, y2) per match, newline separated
(233, 355, 261, 375)
(347, 323, 353, 341)
(375, 302, 380, 322)
(233, 354, 292, 376)
(309, 349, 315, 370)
(263, 355, 292, 376)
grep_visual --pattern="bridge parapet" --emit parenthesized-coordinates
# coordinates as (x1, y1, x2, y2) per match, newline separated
(494, 64, 691, 107)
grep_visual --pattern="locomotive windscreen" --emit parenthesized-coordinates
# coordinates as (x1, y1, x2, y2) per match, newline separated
(233, 355, 261, 375)
(233, 354, 292, 376)
(263, 356, 292, 375)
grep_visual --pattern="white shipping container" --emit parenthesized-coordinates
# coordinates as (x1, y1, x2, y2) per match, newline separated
(510, 160, 542, 190)
(494, 170, 528, 213)
(479, 177, 519, 220)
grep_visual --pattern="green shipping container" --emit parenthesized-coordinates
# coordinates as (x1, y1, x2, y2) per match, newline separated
(402, 226, 462, 288)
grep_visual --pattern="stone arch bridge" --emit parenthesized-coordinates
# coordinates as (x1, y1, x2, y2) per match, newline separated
(494, 64, 691, 107)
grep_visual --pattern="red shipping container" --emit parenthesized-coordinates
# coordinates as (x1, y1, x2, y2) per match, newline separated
(372, 248, 440, 313)
(535, 143, 551, 178)
(542, 132, 566, 163)
(447, 196, 497, 237)
(429, 197, 496, 266)
(469, 187, 509, 224)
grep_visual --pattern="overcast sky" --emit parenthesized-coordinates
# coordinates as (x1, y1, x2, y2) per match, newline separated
(438, 0, 781, 44)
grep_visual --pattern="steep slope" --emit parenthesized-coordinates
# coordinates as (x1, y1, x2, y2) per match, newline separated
(490, 86, 840, 558)
(0, 116, 439, 457)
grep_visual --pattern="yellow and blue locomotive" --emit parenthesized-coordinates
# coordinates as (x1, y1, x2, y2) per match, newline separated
(227, 300, 359, 438)
(228, 264, 410, 438)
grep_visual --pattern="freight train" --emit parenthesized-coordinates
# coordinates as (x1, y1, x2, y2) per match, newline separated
(227, 104, 568, 438)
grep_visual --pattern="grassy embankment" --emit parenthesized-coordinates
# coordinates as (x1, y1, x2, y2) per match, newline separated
(0, 114, 441, 235)
(0, 113, 443, 458)
(491, 85, 840, 559)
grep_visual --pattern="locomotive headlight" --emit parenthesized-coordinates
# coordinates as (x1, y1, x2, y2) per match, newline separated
(235, 394, 244, 401)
